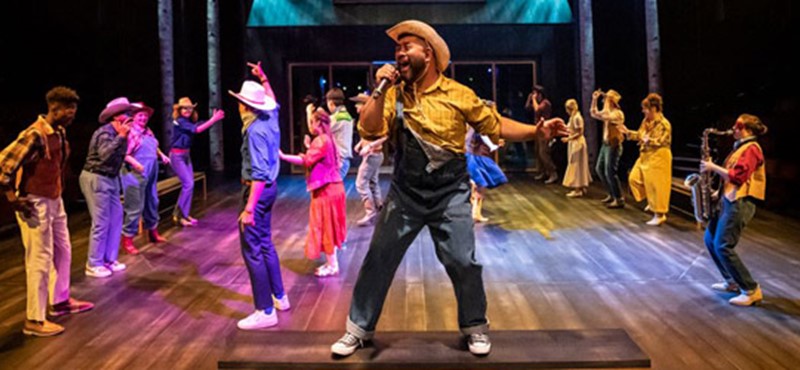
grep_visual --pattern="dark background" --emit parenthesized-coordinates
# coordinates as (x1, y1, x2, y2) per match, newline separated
(1, 0, 798, 230)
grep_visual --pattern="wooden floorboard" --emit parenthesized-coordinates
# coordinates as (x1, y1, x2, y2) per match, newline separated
(1, 174, 800, 369)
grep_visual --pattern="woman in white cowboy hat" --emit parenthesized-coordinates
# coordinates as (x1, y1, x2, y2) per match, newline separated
(80, 97, 135, 278)
(169, 97, 225, 226)
(120, 102, 171, 255)
(229, 61, 290, 331)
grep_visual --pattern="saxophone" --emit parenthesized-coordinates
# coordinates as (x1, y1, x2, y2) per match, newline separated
(684, 128, 734, 224)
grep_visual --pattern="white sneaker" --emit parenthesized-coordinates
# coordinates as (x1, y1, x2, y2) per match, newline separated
(711, 281, 740, 293)
(273, 294, 291, 311)
(331, 332, 364, 356)
(85, 265, 112, 278)
(237, 309, 278, 330)
(107, 261, 127, 272)
(467, 333, 492, 355)
(729, 286, 763, 307)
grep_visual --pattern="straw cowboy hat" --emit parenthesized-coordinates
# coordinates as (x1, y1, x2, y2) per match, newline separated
(173, 97, 198, 110)
(605, 89, 622, 105)
(98, 97, 136, 123)
(131, 101, 154, 116)
(349, 93, 370, 104)
(386, 20, 451, 73)
(228, 80, 277, 111)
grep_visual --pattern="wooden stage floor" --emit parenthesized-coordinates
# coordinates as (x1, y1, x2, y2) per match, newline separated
(1, 175, 799, 369)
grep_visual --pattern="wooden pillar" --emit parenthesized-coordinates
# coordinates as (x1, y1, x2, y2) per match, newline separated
(578, 0, 598, 165)
(644, 0, 662, 94)
(158, 0, 175, 152)
(208, 0, 224, 171)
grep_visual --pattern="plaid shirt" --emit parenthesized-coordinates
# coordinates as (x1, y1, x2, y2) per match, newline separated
(360, 74, 501, 155)
(0, 116, 65, 191)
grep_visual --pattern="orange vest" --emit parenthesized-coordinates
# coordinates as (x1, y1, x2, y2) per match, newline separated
(723, 141, 766, 202)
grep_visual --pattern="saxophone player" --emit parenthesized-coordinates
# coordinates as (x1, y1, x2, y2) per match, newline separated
(700, 114, 767, 306)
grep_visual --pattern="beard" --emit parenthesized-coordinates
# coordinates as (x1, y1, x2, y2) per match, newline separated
(399, 55, 427, 83)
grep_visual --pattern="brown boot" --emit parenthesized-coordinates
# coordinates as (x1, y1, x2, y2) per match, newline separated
(23, 320, 64, 337)
(121, 236, 140, 255)
(148, 229, 166, 243)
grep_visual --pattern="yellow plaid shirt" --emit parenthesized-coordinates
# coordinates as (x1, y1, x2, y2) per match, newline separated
(359, 74, 501, 154)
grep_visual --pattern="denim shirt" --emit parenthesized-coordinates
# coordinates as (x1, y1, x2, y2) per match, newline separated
(170, 117, 198, 150)
(241, 108, 280, 184)
(83, 123, 128, 177)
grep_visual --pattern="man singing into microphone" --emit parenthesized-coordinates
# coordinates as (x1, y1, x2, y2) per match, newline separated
(331, 19, 542, 357)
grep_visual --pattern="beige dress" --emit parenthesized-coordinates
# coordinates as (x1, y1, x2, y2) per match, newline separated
(562, 113, 592, 188)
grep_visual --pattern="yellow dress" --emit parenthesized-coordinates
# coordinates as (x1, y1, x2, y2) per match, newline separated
(627, 116, 672, 213)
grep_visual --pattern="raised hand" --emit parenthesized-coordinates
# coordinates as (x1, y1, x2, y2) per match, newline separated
(247, 61, 266, 82)
(304, 135, 311, 149)
(113, 117, 132, 137)
(212, 109, 225, 121)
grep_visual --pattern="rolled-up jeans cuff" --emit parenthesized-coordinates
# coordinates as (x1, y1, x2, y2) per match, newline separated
(460, 321, 490, 336)
(346, 317, 374, 340)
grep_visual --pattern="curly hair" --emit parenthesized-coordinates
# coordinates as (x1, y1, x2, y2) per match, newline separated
(641, 93, 663, 112)
(46, 86, 80, 105)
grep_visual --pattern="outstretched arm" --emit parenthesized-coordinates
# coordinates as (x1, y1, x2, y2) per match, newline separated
(499, 116, 541, 142)
(195, 109, 225, 133)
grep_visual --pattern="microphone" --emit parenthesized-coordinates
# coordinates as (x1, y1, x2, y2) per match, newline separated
(372, 78, 391, 99)
(372, 63, 397, 99)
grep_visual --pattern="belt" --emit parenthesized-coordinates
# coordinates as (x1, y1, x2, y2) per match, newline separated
(170, 148, 190, 154)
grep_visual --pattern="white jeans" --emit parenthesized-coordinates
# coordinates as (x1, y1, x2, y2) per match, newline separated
(16, 195, 72, 321)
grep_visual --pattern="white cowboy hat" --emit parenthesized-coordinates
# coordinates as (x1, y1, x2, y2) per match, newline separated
(228, 80, 277, 111)
(98, 97, 135, 123)
(386, 20, 451, 73)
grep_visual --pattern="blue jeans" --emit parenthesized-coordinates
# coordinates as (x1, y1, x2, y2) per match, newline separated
(170, 151, 194, 219)
(338, 158, 351, 180)
(80, 170, 122, 267)
(595, 143, 623, 199)
(121, 160, 159, 236)
(704, 197, 758, 291)
(239, 183, 285, 310)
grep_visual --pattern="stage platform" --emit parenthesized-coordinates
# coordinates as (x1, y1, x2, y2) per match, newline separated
(1, 174, 799, 369)
(219, 329, 650, 369)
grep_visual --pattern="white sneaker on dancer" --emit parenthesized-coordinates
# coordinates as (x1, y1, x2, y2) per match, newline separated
(272, 294, 291, 311)
(237, 309, 278, 330)
(85, 265, 112, 278)
(711, 281, 740, 293)
(729, 286, 763, 307)
(467, 333, 492, 355)
(331, 332, 364, 356)
(107, 261, 127, 272)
